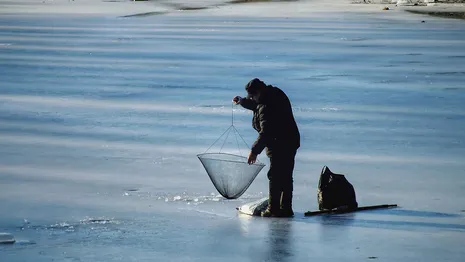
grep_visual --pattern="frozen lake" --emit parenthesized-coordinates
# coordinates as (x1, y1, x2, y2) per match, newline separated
(1, 1, 465, 261)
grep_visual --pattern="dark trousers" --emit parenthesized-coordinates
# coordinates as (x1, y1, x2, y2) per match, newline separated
(267, 149, 297, 211)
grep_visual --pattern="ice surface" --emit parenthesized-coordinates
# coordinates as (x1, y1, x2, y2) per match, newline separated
(1, 0, 465, 261)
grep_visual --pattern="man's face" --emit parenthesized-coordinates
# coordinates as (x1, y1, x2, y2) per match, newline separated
(247, 91, 260, 102)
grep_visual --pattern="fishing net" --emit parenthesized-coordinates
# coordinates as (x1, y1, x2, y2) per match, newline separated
(197, 105, 265, 199)
(198, 153, 264, 199)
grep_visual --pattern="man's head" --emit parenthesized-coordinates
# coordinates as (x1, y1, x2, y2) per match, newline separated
(245, 78, 266, 102)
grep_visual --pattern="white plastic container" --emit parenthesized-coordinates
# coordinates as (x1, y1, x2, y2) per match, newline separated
(0, 233, 15, 244)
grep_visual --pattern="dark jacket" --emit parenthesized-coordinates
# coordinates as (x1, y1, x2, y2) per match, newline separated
(241, 85, 300, 157)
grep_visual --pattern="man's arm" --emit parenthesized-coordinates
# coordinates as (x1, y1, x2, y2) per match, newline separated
(251, 105, 271, 155)
(239, 97, 257, 111)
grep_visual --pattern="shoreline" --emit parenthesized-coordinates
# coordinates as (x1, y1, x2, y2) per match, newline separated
(401, 4, 465, 20)
(0, 0, 464, 20)
(406, 9, 465, 19)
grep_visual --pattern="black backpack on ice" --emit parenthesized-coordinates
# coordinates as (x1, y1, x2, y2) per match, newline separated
(317, 166, 358, 210)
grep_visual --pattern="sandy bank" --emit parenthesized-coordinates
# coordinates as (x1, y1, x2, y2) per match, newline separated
(0, 0, 418, 17)
(0, 0, 464, 21)
(0, 0, 169, 15)
(401, 4, 465, 20)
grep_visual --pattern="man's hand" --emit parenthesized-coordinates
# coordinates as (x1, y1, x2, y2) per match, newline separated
(232, 96, 242, 105)
(247, 151, 257, 165)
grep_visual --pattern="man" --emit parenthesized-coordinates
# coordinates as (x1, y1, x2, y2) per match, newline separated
(233, 78, 300, 217)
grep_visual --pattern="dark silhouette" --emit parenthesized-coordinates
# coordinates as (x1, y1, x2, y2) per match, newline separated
(233, 78, 300, 217)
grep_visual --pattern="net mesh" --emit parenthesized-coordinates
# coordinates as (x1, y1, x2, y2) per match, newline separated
(198, 153, 265, 199)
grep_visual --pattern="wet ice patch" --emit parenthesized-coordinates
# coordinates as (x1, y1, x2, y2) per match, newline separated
(340, 37, 370, 42)
(80, 217, 115, 225)
(173, 195, 182, 201)
(48, 222, 76, 232)
(161, 193, 223, 204)
(18, 217, 119, 234)
(150, 191, 265, 205)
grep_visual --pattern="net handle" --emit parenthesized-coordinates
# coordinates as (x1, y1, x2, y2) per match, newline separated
(203, 103, 251, 156)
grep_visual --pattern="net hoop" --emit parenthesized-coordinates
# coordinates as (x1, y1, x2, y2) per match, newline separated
(197, 153, 265, 167)
(197, 152, 265, 199)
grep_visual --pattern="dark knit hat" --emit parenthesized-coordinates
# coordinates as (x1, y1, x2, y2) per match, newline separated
(245, 78, 266, 94)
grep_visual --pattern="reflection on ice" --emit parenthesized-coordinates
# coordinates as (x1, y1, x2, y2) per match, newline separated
(367, 208, 463, 218)
(350, 218, 465, 232)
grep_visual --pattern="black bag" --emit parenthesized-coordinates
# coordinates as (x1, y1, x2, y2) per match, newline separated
(317, 166, 358, 210)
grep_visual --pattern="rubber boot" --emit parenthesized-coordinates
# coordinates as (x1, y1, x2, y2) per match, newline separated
(280, 190, 294, 217)
(261, 181, 281, 217)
